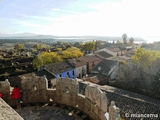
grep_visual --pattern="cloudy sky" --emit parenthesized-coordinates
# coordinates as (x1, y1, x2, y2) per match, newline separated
(0, 0, 160, 39)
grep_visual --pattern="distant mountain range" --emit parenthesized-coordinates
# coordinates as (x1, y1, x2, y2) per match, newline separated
(0, 33, 146, 43)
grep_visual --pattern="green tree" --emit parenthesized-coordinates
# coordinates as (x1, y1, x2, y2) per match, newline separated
(32, 44, 46, 50)
(74, 42, 84, 49)
(83, 41, 96, 51)
(131, 48, 160, 67)
(122, 33, 127, 45)
(57, 41, 62, 45)
(116, 40, 122, 44)
(14, 43, 25, 50)
(129, 37, 134, 44)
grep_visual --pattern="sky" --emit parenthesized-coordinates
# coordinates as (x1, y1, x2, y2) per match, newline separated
(0, 0, 160, 42)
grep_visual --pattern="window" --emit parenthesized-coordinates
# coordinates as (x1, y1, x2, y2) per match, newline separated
(72, 70, 74, 76)
(67, 72, 70, 77)
(59, 74, 62, 77)
(33, 85, 37, 91)
(92, 61, 95, 67)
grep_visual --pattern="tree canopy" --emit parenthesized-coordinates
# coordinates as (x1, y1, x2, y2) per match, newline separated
(122, 33, 127, 44)
(32, 44, 46, 50)
(131, 48, 160, 66)
(32, 46, 83, 68)
(61, 47, 83, 59)
(116, 40, 122, 44)
(83, 41, 96, 51)
(129, 37, 134, 45)
(14, 43, 25, 50)
(114, 48, 160, 99)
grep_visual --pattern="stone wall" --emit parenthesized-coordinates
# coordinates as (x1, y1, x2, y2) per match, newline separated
(0, 98, 23, 120)
(76, 65, 87, 78)
(0, 79, 10, 103)
(78, 81, 160, 120)
(55, 77, 120, 120)
(0, 76, 123, 120)
(1, 75, 160, 120)
(20, 74, 57, 104)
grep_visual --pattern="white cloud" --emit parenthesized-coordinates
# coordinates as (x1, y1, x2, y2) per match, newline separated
(52, 8, 82, 15)
(11, 19, 44, 28)
(12, 0, 160, 37)
(88, 0, 160, 37)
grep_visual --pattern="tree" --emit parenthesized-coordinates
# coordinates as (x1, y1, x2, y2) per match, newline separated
(56, 48, 62, 51)
(114, 61, 154, 94)
(62, 47, 83, 59)
(32, 44, 46, 50)
(122, 33, 127, 45)
(129, 37, 134, 44)
(32, 46, 83, 68)
(114, 49, 160, 99)
(131, 48, 160, 67)
(14, 43, 25, 50)
(32, 52, 63, 68)
(83, 41, 96, 51)
(151, 70, 160, 99)
(116, 40, 122, 44)
(74, 42, 84, 49)
(57, 41, 62, 45)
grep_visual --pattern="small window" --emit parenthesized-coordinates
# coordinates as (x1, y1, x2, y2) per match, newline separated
(92, 61, 95, 67)
(59, 74, 62, 77)
(67, 72, 70, 77)
(33, 85, 37, 91)
(72, 70, 74, 75)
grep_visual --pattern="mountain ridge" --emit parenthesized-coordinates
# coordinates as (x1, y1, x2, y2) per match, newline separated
(0, 33, 146, 42)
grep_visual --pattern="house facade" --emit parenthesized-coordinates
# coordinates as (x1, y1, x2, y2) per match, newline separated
(44, 61, 76, 79)
(91, 59, 119, 83)
(82, 55, 101, 74)
(68, 58, 87, 78)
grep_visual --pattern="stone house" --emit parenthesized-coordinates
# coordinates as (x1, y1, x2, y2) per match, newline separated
(81, 55, 101, 74)
(94, 51, 114, 59)
(44, 60, 76, 79)
(97, 46, 126, 57)
(8, 69, 56, 88)
(68, 58, 87, 78)
(91, 59, 119, 83)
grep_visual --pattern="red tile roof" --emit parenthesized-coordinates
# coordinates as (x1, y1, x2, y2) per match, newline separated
(68, 56, 101, 67)
(80, 56, 101, 62)
(68, 58, 86, 67)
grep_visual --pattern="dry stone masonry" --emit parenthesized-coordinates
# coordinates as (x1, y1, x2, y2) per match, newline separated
(0, 98, 23, 120)
(0, 75, 134, 120)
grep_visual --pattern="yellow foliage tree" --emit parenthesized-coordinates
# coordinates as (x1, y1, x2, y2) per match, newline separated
(132, 48, 160, 66)
(56, 48, 62, 51)
(62, 47, 83, 59)
(33, 52, 63, 68)
(32, 44, 46, 50)
(33, 47, 83, 68)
